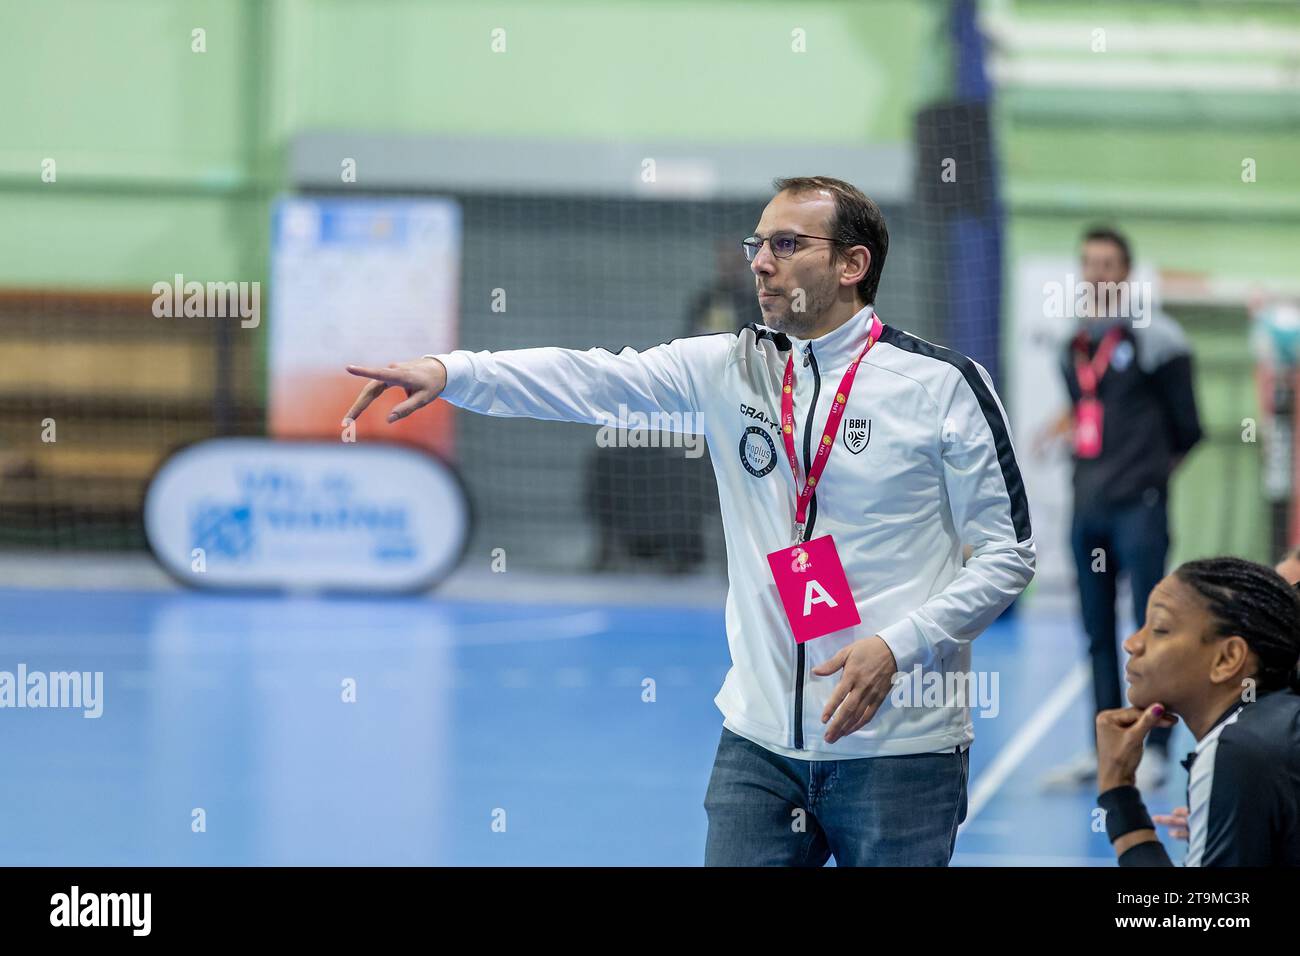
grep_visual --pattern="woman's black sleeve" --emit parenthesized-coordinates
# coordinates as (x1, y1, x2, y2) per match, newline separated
(1098, 784, 1175, 867)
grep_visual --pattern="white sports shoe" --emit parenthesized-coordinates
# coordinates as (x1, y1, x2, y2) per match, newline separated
(1039, 751, 1098, 792)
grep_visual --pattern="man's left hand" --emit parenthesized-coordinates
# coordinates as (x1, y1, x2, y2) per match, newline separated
(811, 636, 898, 744)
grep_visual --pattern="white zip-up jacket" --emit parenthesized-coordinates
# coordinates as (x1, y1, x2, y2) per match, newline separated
(429, 304, 1035, 758)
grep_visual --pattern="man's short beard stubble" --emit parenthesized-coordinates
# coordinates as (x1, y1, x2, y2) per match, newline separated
(760, 272, 839, 338)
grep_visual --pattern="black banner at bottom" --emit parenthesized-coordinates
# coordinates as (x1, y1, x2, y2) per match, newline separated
(0, 865, 1290, 940)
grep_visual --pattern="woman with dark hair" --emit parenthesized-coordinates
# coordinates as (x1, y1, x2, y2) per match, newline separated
(1096, 556, 1300, 865)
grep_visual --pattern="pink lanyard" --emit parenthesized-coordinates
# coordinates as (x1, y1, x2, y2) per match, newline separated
(779, 314, 883, 544)
(1075, 326, 1124, 397)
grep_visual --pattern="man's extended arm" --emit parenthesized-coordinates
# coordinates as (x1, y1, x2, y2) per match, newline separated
(425, 336, 732, 429)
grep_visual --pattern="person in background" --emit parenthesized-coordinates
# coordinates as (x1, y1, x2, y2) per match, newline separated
(687, 238, 764, 336)
(1040, 227, 1204, 792)
(583, 239, 756, 574)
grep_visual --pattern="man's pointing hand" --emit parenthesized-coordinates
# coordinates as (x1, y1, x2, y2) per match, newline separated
(343, 357, 448, 425)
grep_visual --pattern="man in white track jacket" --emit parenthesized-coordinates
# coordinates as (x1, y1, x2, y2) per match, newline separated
(344, 176, 1036, 866)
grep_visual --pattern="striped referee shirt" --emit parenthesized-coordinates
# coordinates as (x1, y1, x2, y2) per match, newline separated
(1100, 688, 1300, 866)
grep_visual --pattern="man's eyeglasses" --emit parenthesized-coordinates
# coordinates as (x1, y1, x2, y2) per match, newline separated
(741, 232, 837, 262)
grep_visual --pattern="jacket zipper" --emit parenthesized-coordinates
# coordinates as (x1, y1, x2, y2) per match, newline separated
(792, 342, 820, 750)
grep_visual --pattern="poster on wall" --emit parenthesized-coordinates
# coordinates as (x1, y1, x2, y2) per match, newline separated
(269, 196, 461, 457)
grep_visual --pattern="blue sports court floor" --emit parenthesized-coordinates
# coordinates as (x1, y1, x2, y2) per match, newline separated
(0, 575, 1193, 866)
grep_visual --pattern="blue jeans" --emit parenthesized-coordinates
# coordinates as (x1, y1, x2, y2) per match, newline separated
(1070, 492, 1172, 752)
(703, 727, 969, 866)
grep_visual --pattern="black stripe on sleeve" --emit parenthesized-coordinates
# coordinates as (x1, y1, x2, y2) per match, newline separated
(878, 326, 1033, 543)
(745, 322, 792, 351)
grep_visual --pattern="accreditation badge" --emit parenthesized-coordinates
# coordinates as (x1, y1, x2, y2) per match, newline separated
(1074, 397, 1104, 458)
(765, 534, 861, 643)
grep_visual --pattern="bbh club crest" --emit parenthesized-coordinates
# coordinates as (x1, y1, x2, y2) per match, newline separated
(842, 417, 871, 455)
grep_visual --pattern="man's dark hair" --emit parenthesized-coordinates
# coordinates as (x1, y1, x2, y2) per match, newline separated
(1174, 556, 1300, 693)
(772, 175, 889, 306)
(1082, 225, 1132, 269)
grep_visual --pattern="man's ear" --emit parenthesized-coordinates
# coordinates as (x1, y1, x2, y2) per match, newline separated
(840, 245, 870, 290)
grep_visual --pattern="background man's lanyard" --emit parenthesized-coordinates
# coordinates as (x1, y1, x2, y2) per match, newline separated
(1075, 325, 1124, 397)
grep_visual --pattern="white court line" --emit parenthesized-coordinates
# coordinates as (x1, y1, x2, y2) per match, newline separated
(960, 660, 1091, 831)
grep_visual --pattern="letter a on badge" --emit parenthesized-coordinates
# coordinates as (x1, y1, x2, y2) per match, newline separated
(803, 579, 838, 616)
(766, 533, 861, 643)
